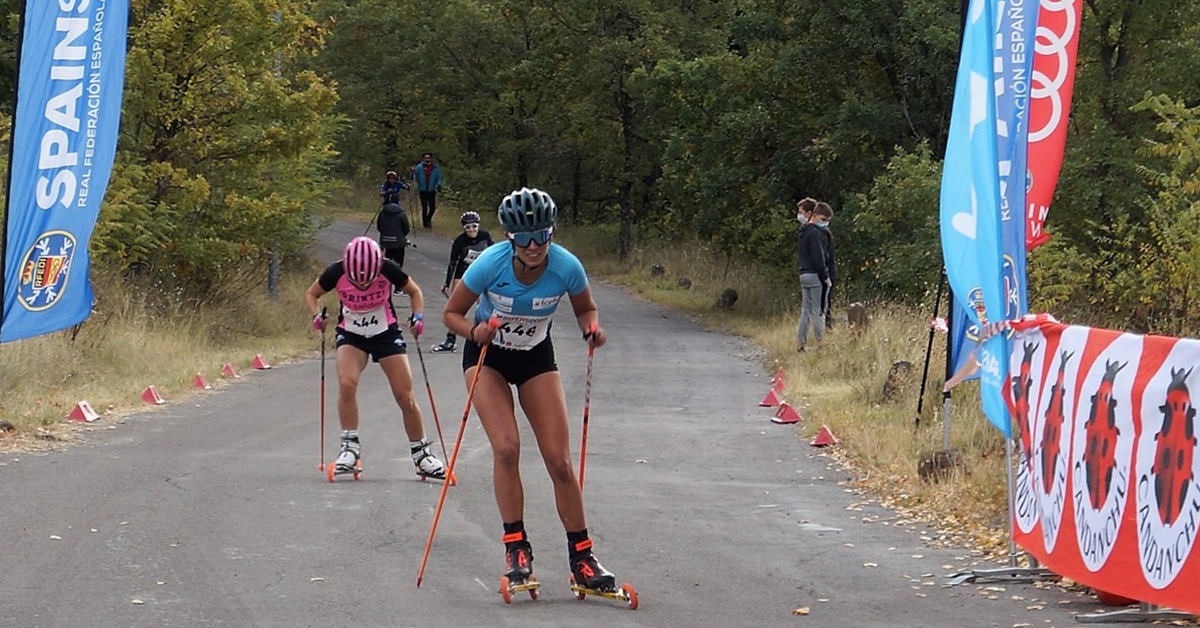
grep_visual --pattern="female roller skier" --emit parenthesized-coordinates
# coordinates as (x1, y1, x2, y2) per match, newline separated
(305, 236, 446, 480)
(441, 188, 622, 592)
(431, 211, 495, 353)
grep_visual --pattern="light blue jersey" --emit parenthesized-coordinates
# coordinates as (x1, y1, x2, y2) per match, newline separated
(462, 242, 588, 350)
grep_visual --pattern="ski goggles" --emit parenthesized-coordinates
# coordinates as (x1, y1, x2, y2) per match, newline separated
(509, 227, 554, 248)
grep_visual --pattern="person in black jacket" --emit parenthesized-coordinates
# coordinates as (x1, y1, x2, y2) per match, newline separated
(431, 211, 494, 352)
(796, 201, 832, 352)
(377, 202, 411, 280)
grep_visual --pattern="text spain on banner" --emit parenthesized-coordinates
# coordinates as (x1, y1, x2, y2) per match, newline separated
(1, 0, 129, 342)
(939, 0, 1010, 435)
(1007, 318, 1200, 614)
(1025, 0, 1083, 250)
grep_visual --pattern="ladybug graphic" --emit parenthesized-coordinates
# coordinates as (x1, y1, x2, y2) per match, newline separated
(1153, 367, 1197, 526)
(1083, 360, 1127, 510)
(1012, 341, 1037, 459)
(1040, 351, 1073, 494)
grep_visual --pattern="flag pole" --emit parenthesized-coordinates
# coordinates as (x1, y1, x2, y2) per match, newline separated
(0, 1, 28, 340)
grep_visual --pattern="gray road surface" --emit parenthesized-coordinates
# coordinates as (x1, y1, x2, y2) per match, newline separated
(0, 220, 1107, 627)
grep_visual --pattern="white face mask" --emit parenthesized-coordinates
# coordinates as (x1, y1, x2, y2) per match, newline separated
(797, 214, 809, 225)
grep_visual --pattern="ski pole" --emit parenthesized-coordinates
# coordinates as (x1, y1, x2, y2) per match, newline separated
(318, 306, 328, 471)
(577, 324, 597, 492)
(413, 333, 456, 486)
(417, 317, 500, 588)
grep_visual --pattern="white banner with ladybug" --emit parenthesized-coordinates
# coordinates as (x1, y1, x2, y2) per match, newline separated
(1007, 317, 1199, 611)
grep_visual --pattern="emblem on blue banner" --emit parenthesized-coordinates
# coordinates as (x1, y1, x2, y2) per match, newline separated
(17, 231, 76, 311)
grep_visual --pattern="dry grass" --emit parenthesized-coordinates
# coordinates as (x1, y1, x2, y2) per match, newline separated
(0, 269, 321, 450)
(582, 231, 1015, 558)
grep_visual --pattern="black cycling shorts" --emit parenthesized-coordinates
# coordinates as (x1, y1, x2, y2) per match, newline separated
(462, 335, 558, 387)
(336, 326, 408, 362)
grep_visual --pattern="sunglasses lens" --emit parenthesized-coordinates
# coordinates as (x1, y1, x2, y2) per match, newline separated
(512, 229, 551, 247)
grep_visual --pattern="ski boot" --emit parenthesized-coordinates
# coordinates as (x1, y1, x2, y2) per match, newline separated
(498, 533, 539, 603)
(431, 339, 457, 353)
(411, 440, 447, 481)
(327, 436, 362, 482)
(568, 542, 638, 610)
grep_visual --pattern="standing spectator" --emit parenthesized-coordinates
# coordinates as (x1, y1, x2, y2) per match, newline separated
(818, 210, 838, 328)
(380, 170, 408, 205)
(412, 152, 443, 229)
(797, 201, 832, 352)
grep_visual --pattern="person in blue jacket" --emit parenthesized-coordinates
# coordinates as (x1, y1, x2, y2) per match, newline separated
(441, 187, 624, 593)
(380, 170, 408, 205)
(411, 152, 443, 229)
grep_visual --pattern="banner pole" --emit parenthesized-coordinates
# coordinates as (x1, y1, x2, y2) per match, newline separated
(1004, 436, 1018, 567)
(915, 270, 947, 428)
(943, 285, 954, 451)
(0, 1, 28, 338)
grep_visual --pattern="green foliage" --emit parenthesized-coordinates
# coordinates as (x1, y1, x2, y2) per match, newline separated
(94, 0, 341, 304)
(842, 142, 943, 303)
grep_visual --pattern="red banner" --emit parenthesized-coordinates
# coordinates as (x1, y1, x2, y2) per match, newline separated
(1007, 318, 1200, 612)
(1024, 0, 1083, 250)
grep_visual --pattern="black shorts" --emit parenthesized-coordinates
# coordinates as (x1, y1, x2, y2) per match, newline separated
(462, 336, 558, 387)
(336, 326, 408, 362)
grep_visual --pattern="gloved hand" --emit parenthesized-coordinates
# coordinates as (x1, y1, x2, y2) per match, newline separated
(409, 314, 424, 336)
(312, 312, 326, 332)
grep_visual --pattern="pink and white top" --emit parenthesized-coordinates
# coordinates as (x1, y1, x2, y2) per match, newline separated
(317, 260, 411, 338)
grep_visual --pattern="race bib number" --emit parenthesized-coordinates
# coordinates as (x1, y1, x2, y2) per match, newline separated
(464, 249, 482, 264)
(492, 313, 550, 350)
(343, 304, 388, 338)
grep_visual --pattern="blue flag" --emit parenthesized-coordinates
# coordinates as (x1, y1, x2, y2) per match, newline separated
(939, 0, 1011, 436)
(948, 0, 1036, 382)
(1, 0, 129, 342)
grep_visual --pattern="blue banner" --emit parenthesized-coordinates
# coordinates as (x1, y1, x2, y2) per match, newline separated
(948, 0, 1037, 382)
(1, 0, 129, 342)
(939, 0, 1011, 435)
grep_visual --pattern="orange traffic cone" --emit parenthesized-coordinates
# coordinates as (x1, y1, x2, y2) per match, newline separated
(771, 403, 802, 425)
(810, 425, 838, 447)
(141, 386, 166, 405)
(759, 388, 783, 407)
(252, 354, 271, 370)
(68, 401, 100, 422)
(192, 373, 212, 390)
(222, 363, 241, 379)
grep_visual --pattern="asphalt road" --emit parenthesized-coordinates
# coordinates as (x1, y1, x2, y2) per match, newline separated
(0, 219, 1107, 627)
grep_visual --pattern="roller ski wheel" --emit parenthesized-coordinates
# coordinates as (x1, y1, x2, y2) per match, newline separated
(416, 468, 457, 485)
(326, 459, 362, 483)
(498, 574, 540, 604)
(568, 575, 638, 610)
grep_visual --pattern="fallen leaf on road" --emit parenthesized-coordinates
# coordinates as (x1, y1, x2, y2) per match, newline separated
(817, 598, 829, 603)
(792, 607, 810, 616)
(863, 563, 878, 568)
(50, 535, 61, 540)
(131, 600, 144, 605)
(310, 577, 325, 582)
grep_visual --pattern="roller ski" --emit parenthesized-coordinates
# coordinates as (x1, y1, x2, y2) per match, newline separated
(567, 544, 638, 610)
(327, 436, 362, 482)
(412, 440, 451, 483)
(498, 533, 540, 604)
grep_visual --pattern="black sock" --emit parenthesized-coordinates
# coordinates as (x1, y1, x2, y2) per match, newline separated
(503, 520, 527, 549)
(446, 333, 455, 345)
(567, 529, 591, 560)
